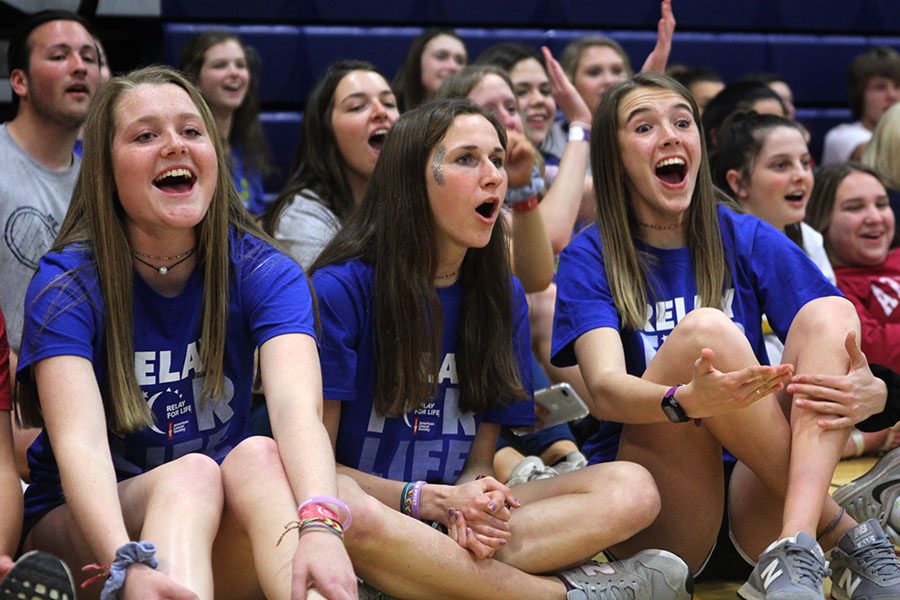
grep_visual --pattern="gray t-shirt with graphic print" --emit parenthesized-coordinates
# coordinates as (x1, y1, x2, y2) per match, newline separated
(0, 124, 79, 352)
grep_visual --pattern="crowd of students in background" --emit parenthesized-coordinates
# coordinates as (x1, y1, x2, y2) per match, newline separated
(1, 3, 900, 599)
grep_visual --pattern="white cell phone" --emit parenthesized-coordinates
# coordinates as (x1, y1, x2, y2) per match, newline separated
(534, 383, 589, 429)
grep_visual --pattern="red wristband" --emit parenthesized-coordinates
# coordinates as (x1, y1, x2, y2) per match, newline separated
(299, 502, 340, 522)
(511, 195, 539, 212)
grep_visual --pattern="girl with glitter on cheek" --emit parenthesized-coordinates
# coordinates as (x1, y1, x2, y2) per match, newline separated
(308, 97, 694, 600)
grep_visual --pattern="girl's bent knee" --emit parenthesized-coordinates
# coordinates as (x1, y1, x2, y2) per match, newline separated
(605, 461, 661, 525)
(220, 436, 281, 487)
(673, 307, 743, 347)
(157, 452, 223, 503)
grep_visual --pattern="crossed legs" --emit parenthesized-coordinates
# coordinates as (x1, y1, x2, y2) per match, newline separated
(340, 459, 659, 600)
(610, 298, 858, 571)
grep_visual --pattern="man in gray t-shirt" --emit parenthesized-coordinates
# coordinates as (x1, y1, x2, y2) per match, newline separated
(1, 11, 100, 358)
(2, 11, 99, 479)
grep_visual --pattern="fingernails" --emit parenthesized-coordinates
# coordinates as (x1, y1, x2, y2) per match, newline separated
(488, 502, 497, 512)
(499, 539, 507, 545)
(449, 508, 456, 520)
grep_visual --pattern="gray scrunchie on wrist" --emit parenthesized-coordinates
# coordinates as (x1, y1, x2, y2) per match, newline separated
(100, 541, 158, 600)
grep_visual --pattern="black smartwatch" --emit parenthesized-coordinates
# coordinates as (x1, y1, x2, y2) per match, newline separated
(661, 384, 690, 423)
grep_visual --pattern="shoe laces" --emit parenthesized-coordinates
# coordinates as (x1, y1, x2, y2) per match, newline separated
(848, 536, 900, 578)
(785, 543, 827, 589)
(580, 579, 641, 600)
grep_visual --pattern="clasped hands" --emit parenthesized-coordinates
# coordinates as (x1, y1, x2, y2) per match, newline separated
(421, 477, 520, 560)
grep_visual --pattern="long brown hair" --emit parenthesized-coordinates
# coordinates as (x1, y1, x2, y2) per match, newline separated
(592, 73, 729, 330)
(311, 98, 526, 417)
(393, 29, 466, 112)
(179, 31, 273, 178)
(17, 65, 265, 433)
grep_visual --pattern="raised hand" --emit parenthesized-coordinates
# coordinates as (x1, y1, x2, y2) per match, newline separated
(678, 347, 794, 418)
(640, 0, 676, 74)
(541, 46, 592, 125)
(790, 331, 887, 430)
(504, 130, 537, 189)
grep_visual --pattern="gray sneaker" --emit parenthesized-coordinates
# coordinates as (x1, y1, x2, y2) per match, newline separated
(553, 451, 589, 476)
(506, 455, 559, 486)
(880, 482, 900, 545)
(0, 551, 76, 600)
(830, 519, 900, 600)
(559, 549, 693, 600)
(737, 532, 828, 599)
(833, 446, 900, 526)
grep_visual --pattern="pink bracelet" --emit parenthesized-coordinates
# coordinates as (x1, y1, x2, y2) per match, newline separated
(411, 481, 425, 520)
(299, 496, 352, 531)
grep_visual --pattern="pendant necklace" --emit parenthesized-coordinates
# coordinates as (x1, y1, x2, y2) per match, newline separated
(131, 247, 197, 275)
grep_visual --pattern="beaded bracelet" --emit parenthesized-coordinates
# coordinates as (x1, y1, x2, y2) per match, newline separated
(298, 495, 352, 530)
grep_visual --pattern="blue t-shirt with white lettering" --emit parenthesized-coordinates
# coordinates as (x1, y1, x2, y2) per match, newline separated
(551, 204, 841, 463)
(313, 260, 535, 484)
(18, 229, 315, 519)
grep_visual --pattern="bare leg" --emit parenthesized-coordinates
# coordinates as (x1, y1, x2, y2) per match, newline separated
(777, 296, 858, 547)
(213, 436, 303, 600)
(493, 446, 526, 483)
(609, 307, 851, 568)
(25, 453, 222, 599)
(496, 461, 659, 572)
(341, 476, 567, 600)
(538, 440, 581, 466)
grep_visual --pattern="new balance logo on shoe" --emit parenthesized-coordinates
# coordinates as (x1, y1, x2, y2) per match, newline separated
(838, 569, 863, 597)
(761, 560, 783, 589)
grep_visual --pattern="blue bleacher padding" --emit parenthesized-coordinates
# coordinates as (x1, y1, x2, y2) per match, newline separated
(161, 0, 900, 32)
(164, 23, 900, 115)
(775, 0, 866, 32)
(795, 107, 853, 165)
(672, 1, 768, 31)
(162, 0, 314, 20)
(309, 0, 425, 22)
(668, 33, 769, 83)
(260, 111, 303, 194)
(556, 0, 660, 27)
(768, 35, 870, 106)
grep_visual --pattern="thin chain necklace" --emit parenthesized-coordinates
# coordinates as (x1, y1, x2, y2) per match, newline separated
(637, 221, 681, 230)
(132, 247, 195, 261)
(131, 247, 197, 275)
(434, 271, 458, 280)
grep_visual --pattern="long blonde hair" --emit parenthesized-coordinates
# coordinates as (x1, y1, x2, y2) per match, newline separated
(862, 102, 900, 190)
(591, 73, 729, 330)
(17, 65, 264, 434)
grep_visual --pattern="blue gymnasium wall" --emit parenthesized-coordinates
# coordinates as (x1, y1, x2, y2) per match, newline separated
(159, 0, 900, 192)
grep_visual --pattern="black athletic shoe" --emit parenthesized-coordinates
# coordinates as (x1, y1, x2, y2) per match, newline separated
(0, 551, 76, 599)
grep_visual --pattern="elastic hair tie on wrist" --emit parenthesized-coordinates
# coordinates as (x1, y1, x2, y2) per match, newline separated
(81, 540, 158, 600)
